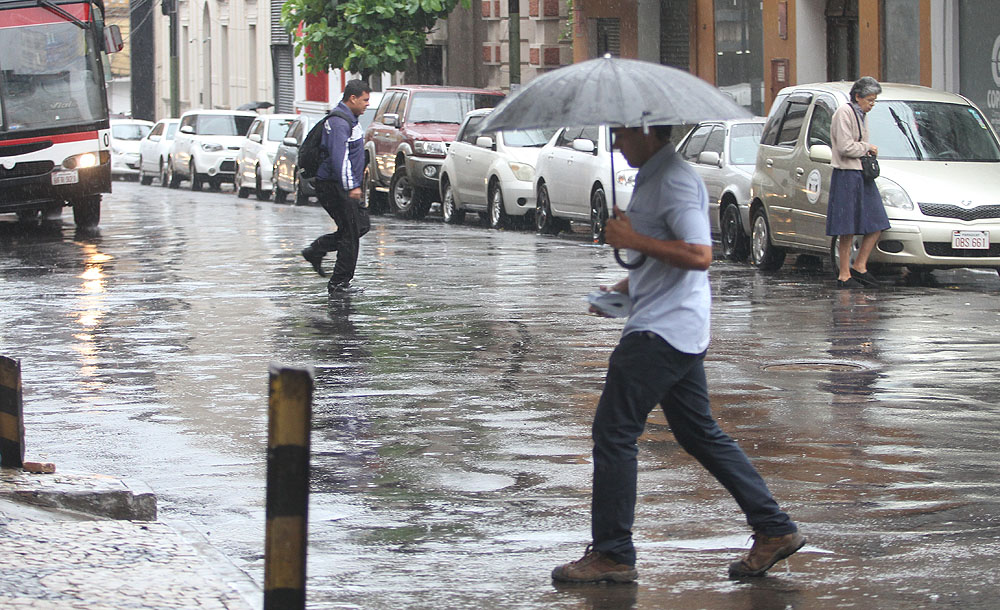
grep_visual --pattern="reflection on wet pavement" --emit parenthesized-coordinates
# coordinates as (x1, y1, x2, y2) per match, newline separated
(2, 182, 1000, 608)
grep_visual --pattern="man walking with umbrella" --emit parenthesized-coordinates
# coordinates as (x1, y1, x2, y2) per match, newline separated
(551, 124, 804, 584)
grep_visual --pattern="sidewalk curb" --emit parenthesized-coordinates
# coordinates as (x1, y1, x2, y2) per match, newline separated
(0, 467, 157, 520)
(167, 517, 264, 610)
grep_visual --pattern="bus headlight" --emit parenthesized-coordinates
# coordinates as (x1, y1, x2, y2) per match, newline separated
(63, 152, 100, 169)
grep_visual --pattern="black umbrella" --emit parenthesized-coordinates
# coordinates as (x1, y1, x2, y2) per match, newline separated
(236, 101, 274, 111)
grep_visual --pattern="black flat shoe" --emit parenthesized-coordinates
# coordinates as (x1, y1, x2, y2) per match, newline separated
(837, 278, 862, 289)
(850, 268, 881, 287)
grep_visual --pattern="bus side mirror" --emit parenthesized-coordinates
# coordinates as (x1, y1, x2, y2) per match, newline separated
(104, 25, 123, 53)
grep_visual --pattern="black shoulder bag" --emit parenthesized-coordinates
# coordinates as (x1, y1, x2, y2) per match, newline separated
(853, 111, 879, 181)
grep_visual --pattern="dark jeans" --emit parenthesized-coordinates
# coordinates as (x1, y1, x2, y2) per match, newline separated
(591, 331, 796, 566)
(310, 180, 370, 286)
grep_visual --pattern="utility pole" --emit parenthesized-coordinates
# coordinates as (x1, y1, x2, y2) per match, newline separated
(508, 0, 520, 90)
(162, 0, 180, 117)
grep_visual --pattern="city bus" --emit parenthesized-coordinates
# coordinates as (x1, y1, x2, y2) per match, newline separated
(0, 0, 122, 228)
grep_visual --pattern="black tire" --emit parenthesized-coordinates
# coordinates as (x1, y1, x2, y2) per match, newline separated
(750, 208, 786, 271)
(441, 181, 464, 225)
(590, 186, 608, 244)
(71, 195, 101, 228)
(167, 158, 181, 189)
(272, 165, 288, 203)
(390, 166, 429, 219)
(720, 202, 750, 262)
(255, 167, 270, 201)
(16, 209, 40, 223)
(139, 157, 153, 185)
(535, 182, 559, 235)
(294, 175, 310, 205)
(190, 162, 203, 191)
(488, 180, 510, 230)
(159, 159, 169, 187)
(363, 162, 386, 215)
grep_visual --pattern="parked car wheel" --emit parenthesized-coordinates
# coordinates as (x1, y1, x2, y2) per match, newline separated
(139, 157, 153, 185)
(488, 180, 511, 230)
(167, 158, 181, 189)
(750, 208, 786, 271)
(255, 167, 270, 201)
(720, 202, 750, 261)
(363, 163, 386, 215)
(272, 165, 288, 203)
(535, 183, 560, 235)
(441, 181, 464, 225)
(590, 186, 608, 245)
(294, 175, 310, 205)
(159, 159, 170, 187)
(190, 162, 203, 191)
(390, 167, 429, 219)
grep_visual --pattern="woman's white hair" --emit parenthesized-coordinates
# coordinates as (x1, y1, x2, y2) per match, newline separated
(851, 76, 882, 101)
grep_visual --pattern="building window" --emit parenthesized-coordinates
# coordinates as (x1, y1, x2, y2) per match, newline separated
(826, 0, 858, 82)
(714, 0, 764, 115)
(881, 0, 920, 84)
(595, 18, 620, 57)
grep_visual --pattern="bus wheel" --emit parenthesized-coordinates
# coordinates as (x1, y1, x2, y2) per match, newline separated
(72, 195, 101, 228)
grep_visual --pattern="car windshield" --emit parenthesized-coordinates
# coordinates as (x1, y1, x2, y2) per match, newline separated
(197, 114, 256, 136)
(729, 123, 763, 164)
(112, 123, 151, 141)
(408, 92, 504, 124)
(267, 119, 294, 142)
(503, 128, 557, 148)
(869, 101, 1000, 162)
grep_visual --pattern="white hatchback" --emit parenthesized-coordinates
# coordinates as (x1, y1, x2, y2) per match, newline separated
(138, 118, 179, 186)
(439, 108, 556, 229)
(533, 126, 635, 243)
(235, 114, 296, 200)
(166, 109, 257, 191)
(109, 119, 153, 180)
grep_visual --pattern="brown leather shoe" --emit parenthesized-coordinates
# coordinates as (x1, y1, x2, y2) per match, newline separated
(551, 545, 638, 584)
(728, 531, 806, 578)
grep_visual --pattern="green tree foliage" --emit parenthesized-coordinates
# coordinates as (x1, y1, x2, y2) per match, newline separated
(282, 0, 468, 80)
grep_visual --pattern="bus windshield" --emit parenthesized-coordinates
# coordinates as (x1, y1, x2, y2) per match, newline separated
(0, 16, 107, 133)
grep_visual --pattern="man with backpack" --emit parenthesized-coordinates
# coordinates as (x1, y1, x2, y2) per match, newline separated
(301, 79, 372, 293)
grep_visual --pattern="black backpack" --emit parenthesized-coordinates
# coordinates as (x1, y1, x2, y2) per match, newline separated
(298, 110, 354, 179)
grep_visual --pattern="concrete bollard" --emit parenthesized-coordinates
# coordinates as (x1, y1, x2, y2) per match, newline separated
(0, 355, 25, 468)
(264, 364, 314, 610)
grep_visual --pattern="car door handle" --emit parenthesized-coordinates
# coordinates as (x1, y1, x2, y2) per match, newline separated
(765, 159, 774, 168)
(795, 167, 805, 178)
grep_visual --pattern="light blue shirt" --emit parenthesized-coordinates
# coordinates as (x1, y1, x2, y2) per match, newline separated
(620, 144, 712, 354)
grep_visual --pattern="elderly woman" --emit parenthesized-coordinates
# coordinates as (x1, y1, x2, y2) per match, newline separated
(826, 76, 889, 288)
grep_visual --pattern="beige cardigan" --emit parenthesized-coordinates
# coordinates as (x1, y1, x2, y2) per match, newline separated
(831, 103, 872, 170)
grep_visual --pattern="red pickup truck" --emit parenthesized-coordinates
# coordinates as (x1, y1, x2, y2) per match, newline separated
(362, 85, 504, 218)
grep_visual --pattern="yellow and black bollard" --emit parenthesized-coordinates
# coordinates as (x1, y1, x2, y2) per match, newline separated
(264, 364, 314, 610)
(0, 355, 25, 468)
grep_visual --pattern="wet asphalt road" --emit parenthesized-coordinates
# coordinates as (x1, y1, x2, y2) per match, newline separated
(2, 180, 1000, 609)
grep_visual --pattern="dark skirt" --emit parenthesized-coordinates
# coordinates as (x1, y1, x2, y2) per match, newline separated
(825, 168, 890, 236)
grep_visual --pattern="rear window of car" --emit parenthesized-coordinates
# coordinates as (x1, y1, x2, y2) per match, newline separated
(165, 122, 178, 139)
(407, 92, 504, 124)
(197, 114, 256, 136)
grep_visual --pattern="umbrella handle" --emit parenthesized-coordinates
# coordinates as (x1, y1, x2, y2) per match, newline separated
(614, 249, 646, 269)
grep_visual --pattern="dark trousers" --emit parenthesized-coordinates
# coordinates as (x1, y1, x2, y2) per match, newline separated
(591, 331, 796, 566)
(310, 181, 369, 286)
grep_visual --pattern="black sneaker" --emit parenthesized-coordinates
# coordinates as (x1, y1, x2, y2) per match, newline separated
(836, 277, 861, 289)
(301, 247, 325, 277)
(328, 281, 363, 295)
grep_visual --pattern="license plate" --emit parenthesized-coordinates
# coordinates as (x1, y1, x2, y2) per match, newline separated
(51, 170, 79, 185)
(952, 230, 990, 250)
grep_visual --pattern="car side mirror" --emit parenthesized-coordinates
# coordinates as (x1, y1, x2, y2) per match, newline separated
(383, 113, 399, 127)
(148, 135, 161, 142)
(698, 151, 722, 167)
(809, 144, 832, 163)
(283, 136, 298, 147)
(475, 136, 494, 150)
(180, 125, 194, 134)
(249, 134, 262, 143)
(572, 138, 596, 153)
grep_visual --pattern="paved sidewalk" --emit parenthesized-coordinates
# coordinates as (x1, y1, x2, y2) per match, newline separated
(0, 468, 261, 610)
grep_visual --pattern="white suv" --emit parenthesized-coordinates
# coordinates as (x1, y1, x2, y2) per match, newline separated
(166, 110, 257, 191)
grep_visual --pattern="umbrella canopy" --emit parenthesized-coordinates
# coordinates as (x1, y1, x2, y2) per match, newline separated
(476, 56, 751, 134)
(236, 101, 274, 111)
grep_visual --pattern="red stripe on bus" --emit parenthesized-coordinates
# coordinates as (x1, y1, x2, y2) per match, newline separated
(0, 4, 90, 28)
(1, 132, 101, 147)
